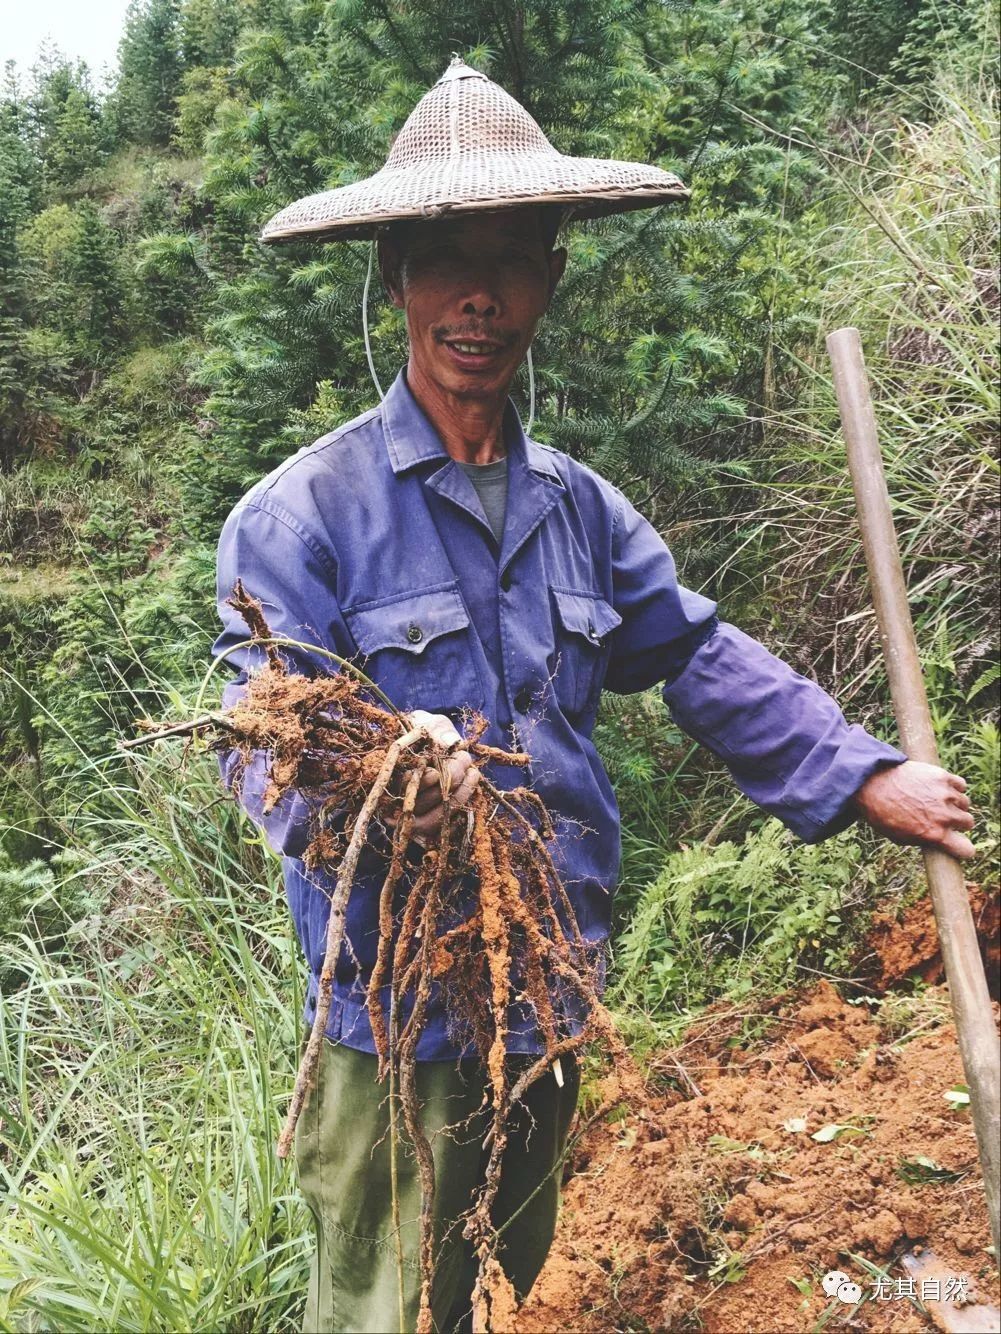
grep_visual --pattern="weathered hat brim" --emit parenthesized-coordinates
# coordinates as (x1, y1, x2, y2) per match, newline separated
(260, 155, 689, 245)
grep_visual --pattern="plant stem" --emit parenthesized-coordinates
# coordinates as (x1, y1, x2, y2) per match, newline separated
(276, 725, 424, 1158)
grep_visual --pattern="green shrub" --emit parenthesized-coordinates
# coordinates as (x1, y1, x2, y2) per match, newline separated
(611, 818, 877, 1028)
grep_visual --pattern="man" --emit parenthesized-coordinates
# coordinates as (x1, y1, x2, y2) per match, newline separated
(212, 60, 974, 1334)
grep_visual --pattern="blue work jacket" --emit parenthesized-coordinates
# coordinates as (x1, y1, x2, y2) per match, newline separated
(211, 367, 906, 1059)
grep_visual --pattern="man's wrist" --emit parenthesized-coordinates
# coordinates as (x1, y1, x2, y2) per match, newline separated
(851, 755, 909, 817)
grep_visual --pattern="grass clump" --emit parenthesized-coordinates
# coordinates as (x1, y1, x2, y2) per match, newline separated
(746, 71, 999, 713)
(0, 739, 310, 1331)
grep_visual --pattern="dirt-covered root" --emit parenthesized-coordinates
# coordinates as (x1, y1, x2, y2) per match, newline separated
(472, 1256, 520, 1334)
(131, 580, 631, 1332)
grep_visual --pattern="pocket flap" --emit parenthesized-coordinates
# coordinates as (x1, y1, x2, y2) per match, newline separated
(551, 588, 623, 644)
(345, 584, 471, 656)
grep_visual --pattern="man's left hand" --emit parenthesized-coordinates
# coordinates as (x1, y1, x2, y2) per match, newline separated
(853, 759, 975, 859)
(385, 709, 480, 846)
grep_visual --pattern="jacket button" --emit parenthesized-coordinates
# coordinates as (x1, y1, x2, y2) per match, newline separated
(500, 570, 513, 592)
(514, 687, 532, 713)
(407, 623, 423, 644)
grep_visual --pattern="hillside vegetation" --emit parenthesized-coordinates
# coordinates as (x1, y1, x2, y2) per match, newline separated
(0, 0, 997, 1326)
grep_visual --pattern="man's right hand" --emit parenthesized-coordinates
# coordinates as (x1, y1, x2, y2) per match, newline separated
(389, 710, 480, 844)
(852, 759, 975, 859)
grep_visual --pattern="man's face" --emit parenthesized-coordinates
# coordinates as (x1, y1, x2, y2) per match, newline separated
(379, 209, 566, 401)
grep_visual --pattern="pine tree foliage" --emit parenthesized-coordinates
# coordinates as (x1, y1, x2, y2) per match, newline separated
(113, 0, 186, 147)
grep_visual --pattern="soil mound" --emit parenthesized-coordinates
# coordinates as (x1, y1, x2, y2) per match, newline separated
(858, 888, 999, 1001)
(518, 976, 1000, 1333)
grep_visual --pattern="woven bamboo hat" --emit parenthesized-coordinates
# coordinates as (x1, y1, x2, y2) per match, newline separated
(260, 57, 688, 244)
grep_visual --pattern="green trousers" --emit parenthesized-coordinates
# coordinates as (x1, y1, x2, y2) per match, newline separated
(293, 1036, 580, 1334)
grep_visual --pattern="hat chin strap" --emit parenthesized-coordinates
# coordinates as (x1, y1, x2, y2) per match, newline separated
(525, 342, 535, 436)
(362, 238, 536, 435)
(362, 240, 386, 402)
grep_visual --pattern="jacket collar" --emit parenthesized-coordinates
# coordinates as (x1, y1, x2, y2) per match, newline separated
(380, 365, 562, 484)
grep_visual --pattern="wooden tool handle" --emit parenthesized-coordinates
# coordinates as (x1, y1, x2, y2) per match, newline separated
(827, 326, 999, 1262)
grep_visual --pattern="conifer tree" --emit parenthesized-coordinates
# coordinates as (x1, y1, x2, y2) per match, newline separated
(113, 0, 185, 147)
(179, 0, 247, 67)
(21, 51, 107, 195)
(0, 90, 41, 472)
(45, 86, 105, 189)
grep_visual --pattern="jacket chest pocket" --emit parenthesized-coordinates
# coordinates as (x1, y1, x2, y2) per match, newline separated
(549, 586, 623, 719)
(344, 582, 485, 716)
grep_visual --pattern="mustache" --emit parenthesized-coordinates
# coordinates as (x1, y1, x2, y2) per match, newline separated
(433, 323, 519, 347)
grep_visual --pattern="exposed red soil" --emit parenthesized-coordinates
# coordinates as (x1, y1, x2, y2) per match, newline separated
(518, 903, 1001, 1334)
(859, 886, 1000, 1001)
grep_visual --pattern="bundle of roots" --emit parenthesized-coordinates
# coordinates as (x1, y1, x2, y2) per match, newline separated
(127, 580, 638, 1332)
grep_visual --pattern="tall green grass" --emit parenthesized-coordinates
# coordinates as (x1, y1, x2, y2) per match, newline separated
(0, 739, 310, 1331)
(738, 71, 998, 712)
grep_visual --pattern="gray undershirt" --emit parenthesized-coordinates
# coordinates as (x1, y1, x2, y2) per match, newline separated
(455, 455, 509, 545)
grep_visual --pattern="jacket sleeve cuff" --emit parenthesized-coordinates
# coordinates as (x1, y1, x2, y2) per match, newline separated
(787, 727, 908, 843)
